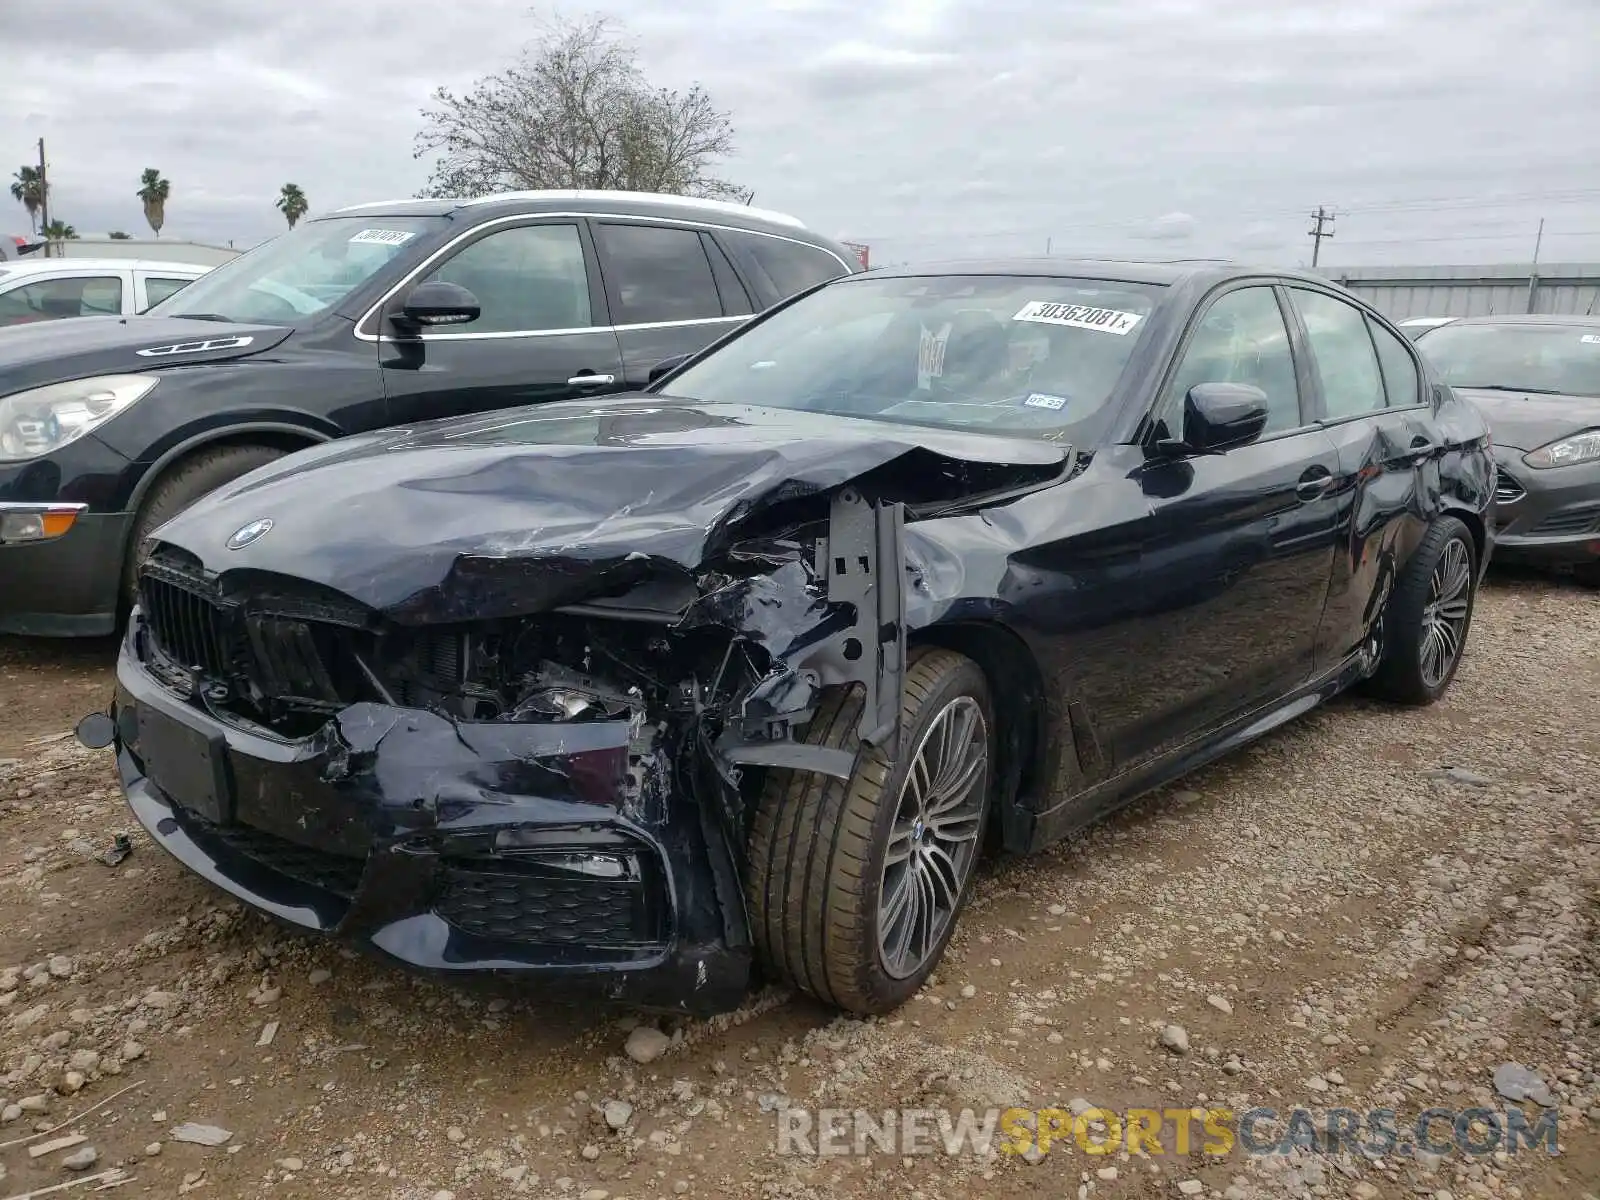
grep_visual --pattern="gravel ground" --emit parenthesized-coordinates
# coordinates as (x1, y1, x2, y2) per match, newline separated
(0, 572, 1596, 1200)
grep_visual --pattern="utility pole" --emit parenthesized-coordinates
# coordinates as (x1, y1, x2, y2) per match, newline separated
(1307, 206, 1334, 267)
(36, 138, 51, 257)
(1526, 217, 1545, 313)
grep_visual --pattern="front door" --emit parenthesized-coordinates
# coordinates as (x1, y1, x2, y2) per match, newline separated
(377, 219, 625, 426)
(1114, 283, 1344, 767)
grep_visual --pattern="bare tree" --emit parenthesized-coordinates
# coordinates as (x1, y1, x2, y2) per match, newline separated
(414, 13, 750, 202)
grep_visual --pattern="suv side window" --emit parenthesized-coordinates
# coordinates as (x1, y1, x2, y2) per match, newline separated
(1289, 288, 1387, 419)
(0, 276, 123, 325)
(425, 223, 592, 333)
(1368, 316, 1423, 407)
(143, 276, 195, 308)
(594, 223, 722, 325)
(1159, 286, 1302, 436)
(725, 230, 848, 299)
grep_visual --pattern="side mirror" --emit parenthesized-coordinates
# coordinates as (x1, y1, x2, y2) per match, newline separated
(393, 280, 481, 330)
(1158, 382, 1270, 456)
(647, 353, 691, 385)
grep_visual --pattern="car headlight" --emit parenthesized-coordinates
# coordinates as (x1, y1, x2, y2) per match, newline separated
(1523, 429, 1600, 470)
(0, 375, 160, 461)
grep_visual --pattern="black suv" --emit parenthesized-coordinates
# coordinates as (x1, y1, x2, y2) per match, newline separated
(0, 190, 860, 636)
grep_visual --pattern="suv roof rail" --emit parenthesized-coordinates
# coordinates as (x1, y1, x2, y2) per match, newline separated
(459, 189, 807, 229)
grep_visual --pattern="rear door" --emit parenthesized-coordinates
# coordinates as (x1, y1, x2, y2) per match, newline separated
(1115, 282, 1343, 768)
(378, 218, 625, 427)
(1285, 286, 1439, 671)
(591, 220, 752, 388)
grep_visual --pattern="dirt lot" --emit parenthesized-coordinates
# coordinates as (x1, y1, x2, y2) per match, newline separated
(1, 574, 1597, 1200)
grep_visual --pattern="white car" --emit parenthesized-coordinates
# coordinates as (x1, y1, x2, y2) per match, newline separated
(0, 258, 210, 327)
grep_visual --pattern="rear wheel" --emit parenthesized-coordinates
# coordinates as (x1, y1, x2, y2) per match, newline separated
(746, 648, 993, 1015)
(1365, 516, 1478, 705)
(121, 444, 287, 612)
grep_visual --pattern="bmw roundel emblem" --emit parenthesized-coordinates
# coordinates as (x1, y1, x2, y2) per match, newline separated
(226, 518, 274, 550)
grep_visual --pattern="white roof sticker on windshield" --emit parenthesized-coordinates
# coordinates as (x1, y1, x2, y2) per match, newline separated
(349, 229, 416, 246)
(1581, 334, 1600, 344)
(1014, 301, 1143, 335)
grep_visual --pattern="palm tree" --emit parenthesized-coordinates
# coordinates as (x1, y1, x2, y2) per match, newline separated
(41, 220, 77, 241)
(10, 166, 45, 235)
(275, 183, 309, 229)
(137, 168, 170, 237)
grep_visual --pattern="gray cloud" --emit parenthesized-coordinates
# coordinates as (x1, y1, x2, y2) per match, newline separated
(5, 0, 1599, 269)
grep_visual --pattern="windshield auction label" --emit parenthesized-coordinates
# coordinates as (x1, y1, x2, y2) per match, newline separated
(349, 229, 416, 246)
(1013, 301, 1143, 335)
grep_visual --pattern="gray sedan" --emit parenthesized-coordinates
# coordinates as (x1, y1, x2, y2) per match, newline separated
(1416, 314, 1600, 585)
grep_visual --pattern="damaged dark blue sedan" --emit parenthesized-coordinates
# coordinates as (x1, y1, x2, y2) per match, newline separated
(84, 260, 1495, 1016)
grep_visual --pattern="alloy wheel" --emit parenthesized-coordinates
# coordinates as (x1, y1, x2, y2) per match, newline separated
(876, 695, 988, 979)
(1419, 537, 1472, 689)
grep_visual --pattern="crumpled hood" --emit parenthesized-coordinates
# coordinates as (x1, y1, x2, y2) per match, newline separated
(1455, 387, 1600, 452)
(151, 398, 1068, 621)
(0, 315, 292, 396)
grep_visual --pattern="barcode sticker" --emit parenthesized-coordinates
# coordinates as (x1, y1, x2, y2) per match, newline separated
(349, 229, 415, 246)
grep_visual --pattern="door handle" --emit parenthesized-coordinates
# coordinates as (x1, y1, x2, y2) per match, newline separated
(567, 373, 616, 387)
(1408, 435, 1440, 462)
(1296, 469, 1334, 501)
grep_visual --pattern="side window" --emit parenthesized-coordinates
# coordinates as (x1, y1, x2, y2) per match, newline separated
(0, 276, 123, 324)
(729, 231, 848, 299)
(1160, 286, 1302, 435)
(143, 276, 194, 308)
(594, 223, 721, 325)
(1368, 317, 1422, 407)
(425, 223, 592, 333)
(702, 235, 752, 317)
(1289, 288, 1387, 419)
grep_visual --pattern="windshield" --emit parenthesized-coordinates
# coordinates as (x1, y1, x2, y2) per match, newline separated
(1418, 322, 1600, 397)
(658, 274, 1162, 443)
(148, 215, 446, 325)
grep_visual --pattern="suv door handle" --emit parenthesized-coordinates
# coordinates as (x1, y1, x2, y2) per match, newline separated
(1296, 467, 1334, 501)
(567, 373, 616, 387)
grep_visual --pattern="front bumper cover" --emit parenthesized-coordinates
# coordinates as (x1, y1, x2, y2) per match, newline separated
(1490, 455, 1600, 569)
(110, 620, 751, 1015)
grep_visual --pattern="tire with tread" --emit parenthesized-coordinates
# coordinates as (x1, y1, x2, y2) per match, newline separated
(121, 444, 286, 610)
(1364, 515, 1478, 706)
(746, 646, 993, 1015)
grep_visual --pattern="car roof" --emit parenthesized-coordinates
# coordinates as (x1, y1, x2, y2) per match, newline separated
(1433, 313, 1600, 329)
(0, 258, 208, 275)
(853, 257, 1335, 288)
(324, 189, 818, 238)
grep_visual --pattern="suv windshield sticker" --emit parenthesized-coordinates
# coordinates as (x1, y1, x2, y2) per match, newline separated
(1023, 392, 1069, 410)
(1581, 334, 1600, 344)
(349, 229, 416, 246)
(917, 322, 951, 389)
(1014, 301, 1143, 335)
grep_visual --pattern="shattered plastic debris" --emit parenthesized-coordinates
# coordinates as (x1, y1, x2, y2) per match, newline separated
(98, 835, 133, 868)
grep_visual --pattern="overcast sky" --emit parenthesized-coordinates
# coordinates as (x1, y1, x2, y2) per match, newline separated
(8, 0, 1600, 268)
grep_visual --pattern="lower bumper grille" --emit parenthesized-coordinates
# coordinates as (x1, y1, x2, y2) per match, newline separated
(1494, 475, 1526, 505)
(1531, 505, 1600, 537)
(189, 818, 367, 899)
(436, 861, 662, 948)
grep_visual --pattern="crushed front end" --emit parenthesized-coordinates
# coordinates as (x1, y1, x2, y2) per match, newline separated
(107, 490, 906, 1015)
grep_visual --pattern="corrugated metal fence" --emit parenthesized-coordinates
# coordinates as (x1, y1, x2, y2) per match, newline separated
(1321, 263, 1600, 320)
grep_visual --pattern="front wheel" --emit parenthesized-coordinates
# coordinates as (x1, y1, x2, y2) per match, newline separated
(1364, 516, 1478, 705)
(746, 648, 994, 1015)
